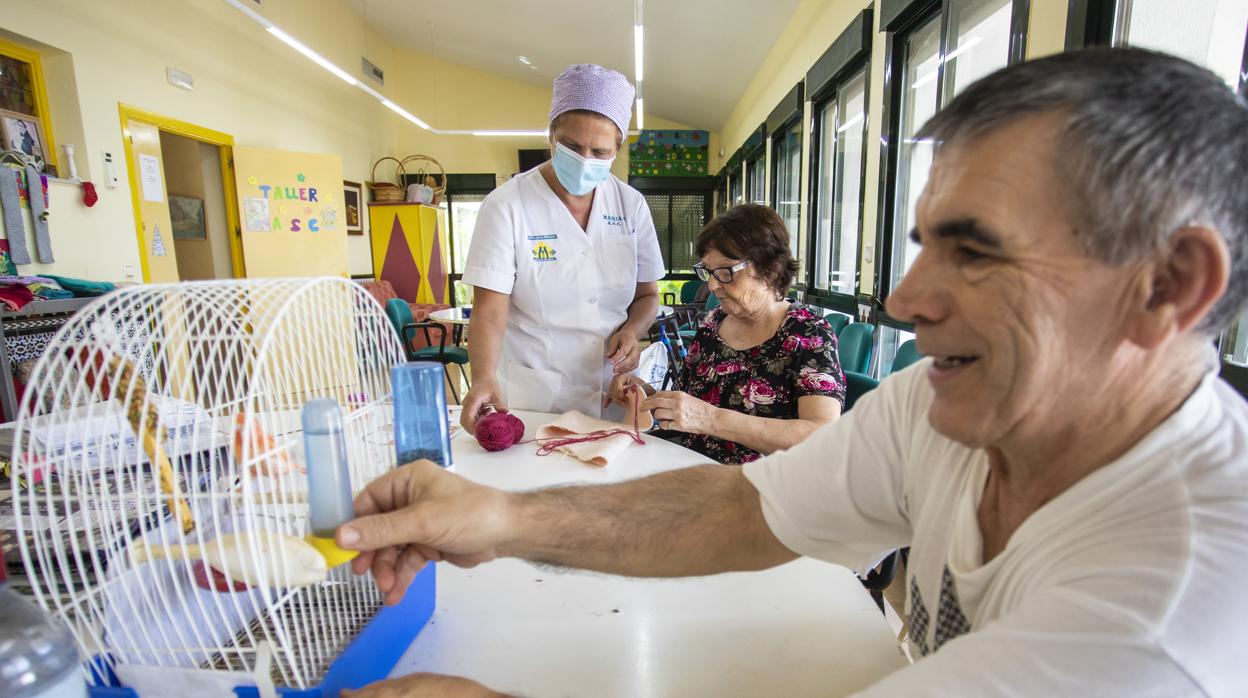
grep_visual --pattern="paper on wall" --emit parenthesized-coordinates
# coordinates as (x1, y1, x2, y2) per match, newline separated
(243, 197, 270, 232)
(139, 153, 164, 203)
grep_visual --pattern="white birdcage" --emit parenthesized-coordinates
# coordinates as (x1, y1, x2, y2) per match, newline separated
(7, 277, 419, 694)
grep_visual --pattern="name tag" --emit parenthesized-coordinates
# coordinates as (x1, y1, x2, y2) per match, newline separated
(601, 213, 632, 235)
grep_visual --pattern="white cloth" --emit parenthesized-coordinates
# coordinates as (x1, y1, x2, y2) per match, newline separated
(744, 360, 1248, 696)
(462, 169, 664, 417)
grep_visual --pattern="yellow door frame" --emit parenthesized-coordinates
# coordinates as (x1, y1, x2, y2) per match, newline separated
(118, 104, 246, 281)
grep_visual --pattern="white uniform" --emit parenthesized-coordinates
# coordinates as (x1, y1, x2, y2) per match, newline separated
(462, 168, 665, 417)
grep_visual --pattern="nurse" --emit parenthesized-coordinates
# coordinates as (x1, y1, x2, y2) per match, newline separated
(460, 64, 664, 432)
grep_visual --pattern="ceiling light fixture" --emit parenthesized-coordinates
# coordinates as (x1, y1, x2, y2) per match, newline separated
(266, 26, 358, 86)
(382, 99, 431, 130)
(469, 130, 550, 137)
(518, 56, 532, 65)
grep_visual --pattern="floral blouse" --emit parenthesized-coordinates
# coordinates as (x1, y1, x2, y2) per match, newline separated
(667, 302, 846, 464)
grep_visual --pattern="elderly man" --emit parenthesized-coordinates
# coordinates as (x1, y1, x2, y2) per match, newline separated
(338, 48, 1248, 696)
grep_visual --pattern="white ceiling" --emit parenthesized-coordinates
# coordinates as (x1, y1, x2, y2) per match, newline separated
(346, 0, 802, 131)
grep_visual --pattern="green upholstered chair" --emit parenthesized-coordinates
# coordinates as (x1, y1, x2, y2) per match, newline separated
(842, 370, 880, 413)
(891, 339, 923, 374)
(385, 298, 470, 402)
(836, 322, 875, 374)
(679, 279, 705, 304)
(824, 313, 851, 336)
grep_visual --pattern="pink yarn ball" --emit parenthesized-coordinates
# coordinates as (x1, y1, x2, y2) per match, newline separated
(475, 410, 525, 452)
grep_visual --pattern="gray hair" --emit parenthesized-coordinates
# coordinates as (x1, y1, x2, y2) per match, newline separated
(917, 47, 1248, 334)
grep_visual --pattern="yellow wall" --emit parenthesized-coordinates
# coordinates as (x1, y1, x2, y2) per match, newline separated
(716, 0, 1072, 294)
(0, 0, 705, 282)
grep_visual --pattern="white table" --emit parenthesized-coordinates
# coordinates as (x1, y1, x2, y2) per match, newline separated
(428, 306, 472, 325)
(389, 411, 906, 696)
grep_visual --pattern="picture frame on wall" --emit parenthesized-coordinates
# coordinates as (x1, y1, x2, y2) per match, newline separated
(344, 180, 364, 235)
(0, 108, 48, 165)
(169, 195, 207, 240)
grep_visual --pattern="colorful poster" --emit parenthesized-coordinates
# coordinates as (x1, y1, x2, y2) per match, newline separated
(629, 129, 710, 178)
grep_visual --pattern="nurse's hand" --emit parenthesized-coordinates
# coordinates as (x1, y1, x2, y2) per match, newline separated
(605, 373, 655, 408)
(461, 382, 505, 433)
(643, 391, 719, 435)
(336, 460, 511, 606)
(342, 672, 506, 697)
(606, 329, 642, 374)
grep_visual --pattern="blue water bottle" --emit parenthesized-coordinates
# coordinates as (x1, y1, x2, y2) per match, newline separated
(392, 362, 452, 467)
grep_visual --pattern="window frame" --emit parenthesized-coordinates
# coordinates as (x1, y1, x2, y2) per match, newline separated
(629, 175, 716, 280)
(742, 123, 768, 205)
(803, 8, 874, 315)
(0, 37, 60, 175)
(767, 81, 805, 266)
(870, 0, 1030, 368)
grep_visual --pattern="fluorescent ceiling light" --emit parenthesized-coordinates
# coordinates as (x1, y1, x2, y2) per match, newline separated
(382, 99, 431, 130)
(266, 26, 357, 86)
(634, 25, 644, 82)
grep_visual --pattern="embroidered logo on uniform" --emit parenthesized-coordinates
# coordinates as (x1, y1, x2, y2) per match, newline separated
(527, 234, 558, 241)
(531, 241, 557, 262)
(602, 214, 625, 226)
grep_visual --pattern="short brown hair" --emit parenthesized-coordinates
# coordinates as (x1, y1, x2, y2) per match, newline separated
(695, 203, 798, 295)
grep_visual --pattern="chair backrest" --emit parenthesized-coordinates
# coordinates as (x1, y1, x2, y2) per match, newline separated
(705, 292, 721, 311)
(384, 298, 413, 338)
(843, 370, 880, 412)
(891, 339, 923, 373)
(837, 322, 875, 374)
(680, 279, 705, 304)
(823, 313, 850, 335)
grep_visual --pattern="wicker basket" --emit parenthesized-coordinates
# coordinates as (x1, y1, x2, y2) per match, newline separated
(400, 155, 447, 205)
(368, 156, 407, 202)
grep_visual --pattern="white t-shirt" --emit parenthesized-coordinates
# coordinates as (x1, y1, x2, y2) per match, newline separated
(744, 360, 1248, 696)
(462, 169, 665, 416)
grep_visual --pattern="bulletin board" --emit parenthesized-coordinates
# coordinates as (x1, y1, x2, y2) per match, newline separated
(232, 146, 347, 278)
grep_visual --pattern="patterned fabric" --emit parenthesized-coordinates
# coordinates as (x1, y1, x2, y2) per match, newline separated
(909, 566, 973, 657)
(548, 64, 635, 139)
(667, 302, 845, 464)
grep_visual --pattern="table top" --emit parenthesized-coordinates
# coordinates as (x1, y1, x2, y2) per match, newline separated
(390, 410, 906, 696)
(428, 307, 472, 325)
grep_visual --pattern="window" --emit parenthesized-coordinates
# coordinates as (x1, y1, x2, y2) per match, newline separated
(811, 67, 868, 298)
(745, 153, 766, 204)
(633, 178, 714, 276)
(442, 174, 496, 307)
(878, 325, 918, 378)
(772, 122, 802, 257)
(0, 39, 59, 175)
(728, 166, 744, 206)
(713, 174, 729, 216)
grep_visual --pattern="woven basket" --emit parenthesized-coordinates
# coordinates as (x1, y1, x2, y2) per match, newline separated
(368, 156, 407, 202)
(400, 155, 447, 205)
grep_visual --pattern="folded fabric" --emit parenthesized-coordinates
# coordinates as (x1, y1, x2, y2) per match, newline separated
(0, 283, 34, 311)
(535, 390, 652, 467)
(42, 274, 115, 297)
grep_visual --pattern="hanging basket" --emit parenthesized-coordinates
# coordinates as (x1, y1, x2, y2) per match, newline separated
(368, 156, 407, 202)
(400, 155, 447, 205)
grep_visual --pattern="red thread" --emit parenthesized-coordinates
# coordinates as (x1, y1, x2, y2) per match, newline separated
(534, 384, 645, 456)
(473, 386, 647, 456)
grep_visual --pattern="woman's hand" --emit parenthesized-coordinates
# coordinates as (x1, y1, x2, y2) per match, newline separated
(606, 329, 642, 374)
(643, 391, 719, 435)
(460, 381, 504, 433)
(342, 672, 505, 698)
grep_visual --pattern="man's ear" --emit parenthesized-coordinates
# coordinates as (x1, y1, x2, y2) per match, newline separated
(1131, 226, 1229, 349)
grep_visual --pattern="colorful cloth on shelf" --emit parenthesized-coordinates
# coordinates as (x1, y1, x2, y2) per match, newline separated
(42, 275, 115, 297)
(0, 284, 35, 311)
(27, 281, 71, 299)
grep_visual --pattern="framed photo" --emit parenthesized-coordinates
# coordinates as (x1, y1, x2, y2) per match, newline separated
(169, 195, 207, 240)
(0, 108, 47, 165)
(343, 180, 364, 235)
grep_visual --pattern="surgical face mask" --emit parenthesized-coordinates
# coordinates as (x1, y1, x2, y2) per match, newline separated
(551, 141, 614, 196)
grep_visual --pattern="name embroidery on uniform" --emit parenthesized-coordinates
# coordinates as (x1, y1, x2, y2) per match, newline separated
(531, 241, 557, 262)
(602, 214, 625, 226)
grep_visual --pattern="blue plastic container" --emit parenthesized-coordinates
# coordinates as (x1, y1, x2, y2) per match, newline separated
(392, 363, 452, 468)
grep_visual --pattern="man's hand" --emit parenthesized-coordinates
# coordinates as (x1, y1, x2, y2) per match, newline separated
(643, 391, 719, 435)
(460, 381, 504, 433)
(336, 461, 513, 606)
(342, 672, 506, 698)
(606, 328, 642, 374)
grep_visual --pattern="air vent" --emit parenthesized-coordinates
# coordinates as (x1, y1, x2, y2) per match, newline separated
(362, 57, 384, 86)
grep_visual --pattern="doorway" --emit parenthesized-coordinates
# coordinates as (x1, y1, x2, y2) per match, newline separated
(118, 105, 245, 282)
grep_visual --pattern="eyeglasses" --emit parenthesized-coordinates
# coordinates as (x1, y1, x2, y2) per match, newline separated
(693, 260, 749, 284)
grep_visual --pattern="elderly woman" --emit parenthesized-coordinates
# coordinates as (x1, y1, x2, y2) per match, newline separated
(460, 64, 664, 433)
(609, 204, 844, 464)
